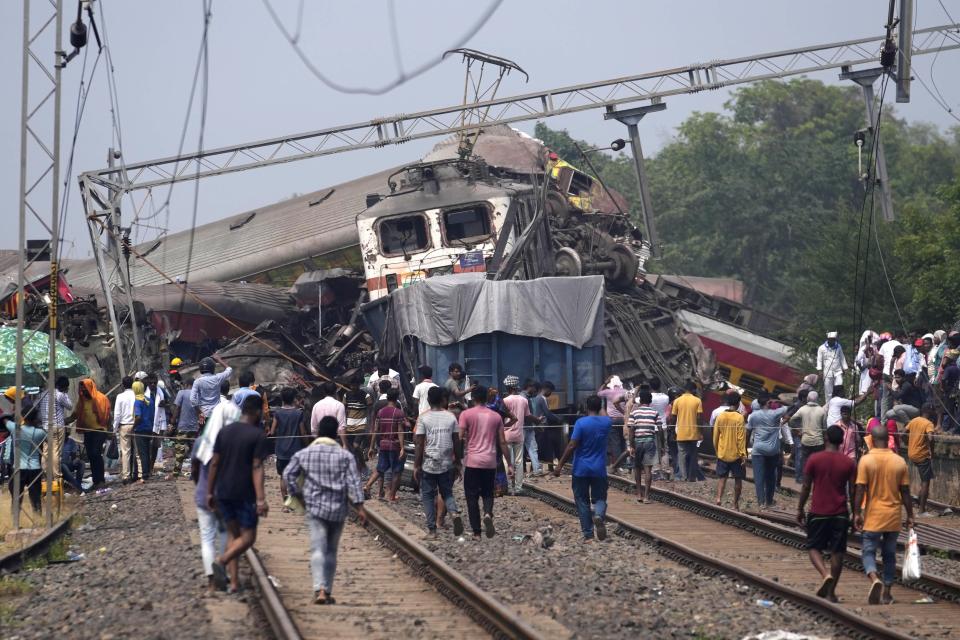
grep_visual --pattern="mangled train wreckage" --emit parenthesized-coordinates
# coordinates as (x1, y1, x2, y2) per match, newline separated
(2, 126, 800, 409)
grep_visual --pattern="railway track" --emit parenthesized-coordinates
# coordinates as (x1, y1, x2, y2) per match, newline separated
(695, 453, 960, 558)
(526, 475, 960, 640)
(251, 477, 542, 640)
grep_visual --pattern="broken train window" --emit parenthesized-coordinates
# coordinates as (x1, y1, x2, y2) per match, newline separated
(378, 215, 431, 257)
(442, 204, 492, 245)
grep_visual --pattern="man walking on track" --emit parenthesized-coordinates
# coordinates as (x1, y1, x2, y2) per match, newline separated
(459, 386, 510, 538)
(853, 422, 914, 605)
(796, 425, 856, 602)
(712, 391, 747, 510)
(207, 395, 269, 593)
(554, 395, 611, 542)
(413, 386, 464, 537)
(283, 415, 367, 605)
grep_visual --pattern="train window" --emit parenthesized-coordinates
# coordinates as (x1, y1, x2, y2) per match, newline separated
(443, 205, 491, 244)
(772, 385, 793, 397)
(737, 373, 767, 399)
(379, 215, 430, 257)
(568, 170, 593, 196)
(717, 366, 732, 381)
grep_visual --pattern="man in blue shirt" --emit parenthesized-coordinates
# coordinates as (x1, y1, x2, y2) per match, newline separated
(747, 391, 789, 508)
(553, 395, 611, 542)
(3, 398, 46, 513)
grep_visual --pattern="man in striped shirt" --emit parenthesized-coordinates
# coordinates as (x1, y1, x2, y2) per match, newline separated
(624, 391, 661, 503)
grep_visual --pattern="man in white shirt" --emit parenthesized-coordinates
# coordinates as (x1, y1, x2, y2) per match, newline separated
(878, 334, 902, 416)
(112, 375, 136, 483)
(816, 331, 848, 401)
(648, 377, 675, 478)
(309, 381, 346, 440)
(412, 365, 438, 416)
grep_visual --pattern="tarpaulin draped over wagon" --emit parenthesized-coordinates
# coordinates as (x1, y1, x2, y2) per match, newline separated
(380, 273, 605, 357)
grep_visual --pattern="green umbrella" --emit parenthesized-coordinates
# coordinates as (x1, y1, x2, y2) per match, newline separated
(0, 326, 90, 387)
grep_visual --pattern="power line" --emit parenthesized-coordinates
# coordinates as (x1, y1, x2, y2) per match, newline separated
(936, 0, 957, 25)
(175, 0, 213, 323)
(259, 0, 504, 95)
(57, 43, 104, 263)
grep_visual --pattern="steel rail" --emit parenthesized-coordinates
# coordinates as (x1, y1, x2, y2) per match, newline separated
(0, 516, 72, 574)
(603, 474, 960, 603)
(526, 483, 915, 640)
(354, 504, 544, 640)
(245, 547, 303, 640)
(696, 452, 960, 556)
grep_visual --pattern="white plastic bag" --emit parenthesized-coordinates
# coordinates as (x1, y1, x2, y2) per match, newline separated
(902, 527, 921, 581)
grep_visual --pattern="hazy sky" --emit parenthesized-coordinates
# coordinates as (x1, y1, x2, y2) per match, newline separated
(3, 0, 958, 257)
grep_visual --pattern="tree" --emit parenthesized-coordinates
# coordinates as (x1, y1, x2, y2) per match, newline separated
(535, 78, 960, 343)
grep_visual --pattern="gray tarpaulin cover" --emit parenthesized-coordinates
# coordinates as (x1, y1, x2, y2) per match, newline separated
(381, 273, 604, 355)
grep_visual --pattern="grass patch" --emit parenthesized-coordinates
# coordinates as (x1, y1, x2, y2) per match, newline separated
(0, 576, 33, 629)
(46, 536, 69, 562)
(0, 576, 33, 598)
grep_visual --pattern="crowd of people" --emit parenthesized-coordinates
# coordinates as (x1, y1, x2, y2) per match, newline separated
(0, 330, 952, 607)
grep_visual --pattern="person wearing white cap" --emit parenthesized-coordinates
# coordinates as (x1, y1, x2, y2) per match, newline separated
(816, 332, 847, 402)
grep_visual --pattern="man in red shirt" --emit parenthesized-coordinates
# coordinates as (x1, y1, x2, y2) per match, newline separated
(459, 386, 512, 538)
(364, 389, 409, 501)
(796, 425, 856, 602)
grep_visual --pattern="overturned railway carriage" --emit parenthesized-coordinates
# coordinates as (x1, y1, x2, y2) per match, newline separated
(53, 127, 799, 396)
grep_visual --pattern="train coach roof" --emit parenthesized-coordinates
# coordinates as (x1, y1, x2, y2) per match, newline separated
(357, 180, 530, 222)
(64, 167, 399, 289)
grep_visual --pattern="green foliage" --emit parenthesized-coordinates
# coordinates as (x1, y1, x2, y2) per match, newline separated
(894, 181, 960, 328)
(535, 78, 960, 342)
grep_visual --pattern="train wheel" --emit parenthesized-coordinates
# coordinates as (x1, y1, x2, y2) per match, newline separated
(604, 244, 639, 288)
(554, 247, 583, 277)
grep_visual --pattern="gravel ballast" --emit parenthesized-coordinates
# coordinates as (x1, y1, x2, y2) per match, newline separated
(2, 481, 267, 640)
(378, 481, 847, 639)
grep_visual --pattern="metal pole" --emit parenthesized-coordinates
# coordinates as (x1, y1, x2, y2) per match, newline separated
(83, 207, 126, 377)
(604, 103, 667, 257)
(45, 0, 64, 528)
(896, 0, 913, 103)
(105, 149, 142, 369)
(12, 0, 31, 532)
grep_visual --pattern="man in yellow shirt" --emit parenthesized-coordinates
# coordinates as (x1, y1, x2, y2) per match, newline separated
(853, 423, 914, 605)
(712, 391, 746, 510)
(673, 382, 704, 482)
(905, 405, 938, 516)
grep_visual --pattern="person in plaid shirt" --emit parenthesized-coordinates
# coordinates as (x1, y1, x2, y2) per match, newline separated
(283, 415, 367, 605)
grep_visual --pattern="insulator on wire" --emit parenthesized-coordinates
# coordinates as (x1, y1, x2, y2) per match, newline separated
(880, 39, 897, 68)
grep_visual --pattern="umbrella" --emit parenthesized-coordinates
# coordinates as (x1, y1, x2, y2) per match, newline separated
(0, 326, 90, 387)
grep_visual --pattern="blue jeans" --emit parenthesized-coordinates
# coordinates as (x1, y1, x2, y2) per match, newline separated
(571, 475, 608, 539)
(308, 516, 345, 594)
(862, 531, 898, 585)
(420, 470, 459, 532)
(523, 428, 541, 474)
(752, 453, 779, 506)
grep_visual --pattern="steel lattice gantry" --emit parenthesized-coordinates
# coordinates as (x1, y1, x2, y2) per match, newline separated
(77, 21, 960, 369)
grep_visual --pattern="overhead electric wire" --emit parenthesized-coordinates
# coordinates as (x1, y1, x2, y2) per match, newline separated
(259, 0, 504, 95)
(175, 0, 213, 325)
(56, 42, 103, 263)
